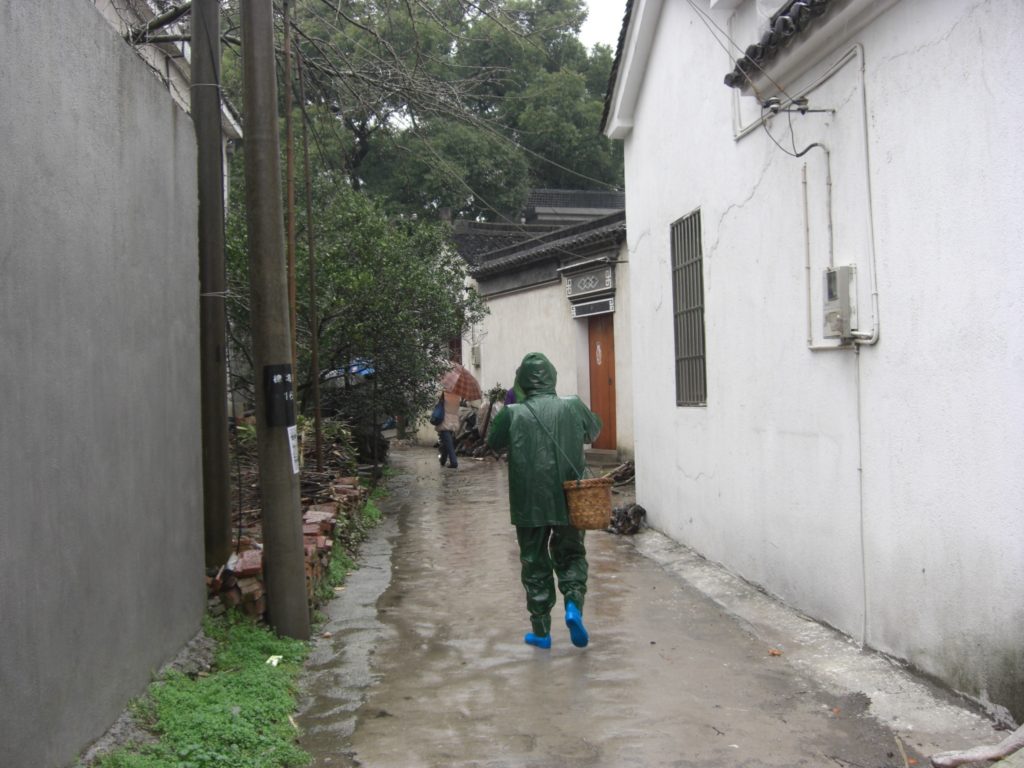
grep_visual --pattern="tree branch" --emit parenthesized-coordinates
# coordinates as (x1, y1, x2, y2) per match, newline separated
(124, 1, 194, 45)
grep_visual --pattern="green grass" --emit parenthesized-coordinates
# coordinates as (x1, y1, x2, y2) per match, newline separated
(363, 498, 382, 522)
(92, 486, 388, 768)
(94, 615, 310, 768)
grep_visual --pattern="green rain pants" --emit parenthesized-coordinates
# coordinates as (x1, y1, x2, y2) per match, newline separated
(516, 525, 588, 637)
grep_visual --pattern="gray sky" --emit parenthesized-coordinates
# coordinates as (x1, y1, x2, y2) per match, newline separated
(579, 1, 626, 50)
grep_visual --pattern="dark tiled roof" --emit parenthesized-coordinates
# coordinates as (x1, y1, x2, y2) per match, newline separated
(723, 0, 833, 89)
(599, 0, 635, 134)
(453, 188, 626, 264)
(452, 221, 562, 266)
(526, 188, 625, 209)
(470, 210, 626, 278)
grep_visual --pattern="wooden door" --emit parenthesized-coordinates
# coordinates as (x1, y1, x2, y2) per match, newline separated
(588, 314, 617, 450)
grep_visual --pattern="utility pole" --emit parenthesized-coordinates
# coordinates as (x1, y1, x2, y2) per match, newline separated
(240, 0, 311, 640)
(192, 0, 230, 567)
(283, 0, 298, 376)
(296, 48, 324, 471)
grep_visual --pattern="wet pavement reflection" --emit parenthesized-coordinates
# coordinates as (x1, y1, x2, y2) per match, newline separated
(297, 444, 918, 768)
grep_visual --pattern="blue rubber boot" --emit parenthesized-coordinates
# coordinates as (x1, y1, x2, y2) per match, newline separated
(565, 602, 589, 648)
(524, 632, 551, 649)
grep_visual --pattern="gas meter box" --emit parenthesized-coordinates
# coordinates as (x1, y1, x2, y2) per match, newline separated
(823, 265, 857, 339)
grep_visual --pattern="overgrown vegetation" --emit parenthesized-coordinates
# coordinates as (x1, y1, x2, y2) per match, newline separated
(224, 161, 488, 451)
(313, 494, 383, 605)
(94, 614, 310, 768)
(212, 1, 621, 446)
(91, 491, 386, 768)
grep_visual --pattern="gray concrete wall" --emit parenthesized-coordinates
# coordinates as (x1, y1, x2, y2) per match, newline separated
(0, 3, 206, 766)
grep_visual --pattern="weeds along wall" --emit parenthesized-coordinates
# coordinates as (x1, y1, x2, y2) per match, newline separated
(0, 2, 206, 765)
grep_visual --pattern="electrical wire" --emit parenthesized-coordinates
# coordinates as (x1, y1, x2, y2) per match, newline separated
(760, 105, 824, 158)
(683, 0, 799, 105)
(225, 4, 623, 264)
(294, 1, 623, 192)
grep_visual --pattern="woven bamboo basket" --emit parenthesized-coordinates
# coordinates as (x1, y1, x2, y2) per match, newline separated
(563, 476, 613, 530)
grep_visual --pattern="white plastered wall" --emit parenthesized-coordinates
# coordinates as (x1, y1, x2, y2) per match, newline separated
(612, 244, 635, 458)
(618, 0, 1024, 715)
(467, 249, 635, 459)
(472, 282, 583, 400)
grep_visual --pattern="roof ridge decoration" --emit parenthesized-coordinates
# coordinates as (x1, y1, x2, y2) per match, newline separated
(723, 0, 831, 89)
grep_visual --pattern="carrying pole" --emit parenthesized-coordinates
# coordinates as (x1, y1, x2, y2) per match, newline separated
(240, 0, 311, 640)
(192, 0, 231, 567)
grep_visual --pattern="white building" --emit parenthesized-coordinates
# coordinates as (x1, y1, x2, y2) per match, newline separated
(459, 194, 634, 461)
(604, 0, 1023, 721)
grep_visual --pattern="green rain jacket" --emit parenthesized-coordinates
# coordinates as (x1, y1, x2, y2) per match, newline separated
(487, 353, 602, 527)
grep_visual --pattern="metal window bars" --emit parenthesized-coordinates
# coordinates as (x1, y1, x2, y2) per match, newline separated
(671, 211, 707, 407)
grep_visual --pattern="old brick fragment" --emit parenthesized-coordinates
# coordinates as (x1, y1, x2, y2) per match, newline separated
(306, 503, 338, 516)
(237, 577, 263, 600)
(231, 548, 263, 578)
(241, 595, 266, 618)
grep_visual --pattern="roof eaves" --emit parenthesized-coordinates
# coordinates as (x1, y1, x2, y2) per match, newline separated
(599, 0, 635, 134)
(723, 0, 833, 90)
(722, 0, 902, 99)
(473, 210, 625, 264)
(470, 214, 626, 278)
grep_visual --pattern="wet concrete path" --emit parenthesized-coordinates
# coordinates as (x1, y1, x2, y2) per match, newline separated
(296, 445, 987, 767)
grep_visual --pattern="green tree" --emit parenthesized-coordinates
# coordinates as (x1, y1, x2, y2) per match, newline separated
(247, 0, 621, 217)
(151, 1, 624, 216)
(225, 157, 487, 433)
(359, 119, 530, 218)
(209, 0, 617, 448)
(515, 68, 620, 189)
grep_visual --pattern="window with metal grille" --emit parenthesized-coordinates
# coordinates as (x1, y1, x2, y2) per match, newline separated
(671, 210, 707, 406)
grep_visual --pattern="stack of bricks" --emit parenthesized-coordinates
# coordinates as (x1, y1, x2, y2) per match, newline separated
(331, 476, 367, 520)
(207, 476, 369, 620)
(208, 546, 266, 618)
(302, 503, 338, 602)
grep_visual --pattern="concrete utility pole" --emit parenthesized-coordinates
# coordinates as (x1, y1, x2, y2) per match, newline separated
(192, 0, 231, 567)
(240, 0, 311, 640)
(283, 0, 298, 377)
(296, 48, 324, 471)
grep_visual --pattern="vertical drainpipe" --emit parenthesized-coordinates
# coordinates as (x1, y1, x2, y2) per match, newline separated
(850, 44, 880, 649)
(795, 45, 881, 647)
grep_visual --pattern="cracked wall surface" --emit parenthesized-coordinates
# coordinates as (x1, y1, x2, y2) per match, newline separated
(616, 0, 1024, 721)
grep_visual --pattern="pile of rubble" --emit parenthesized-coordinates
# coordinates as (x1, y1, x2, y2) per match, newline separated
(205, 475, 368, 619)
(205, 419, 376, 621)
(206, 476, 368, 620)
(606, 460, 635, 486)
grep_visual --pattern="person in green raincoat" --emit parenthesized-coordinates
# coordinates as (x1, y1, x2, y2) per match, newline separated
(486, 352, 602, 649)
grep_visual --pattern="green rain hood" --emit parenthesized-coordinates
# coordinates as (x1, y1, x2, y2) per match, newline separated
(487, 353, 602, 527)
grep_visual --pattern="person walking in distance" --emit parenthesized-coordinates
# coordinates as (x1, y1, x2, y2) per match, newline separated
(486, 352, 602, 649)
(436, 390, 461, 469)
